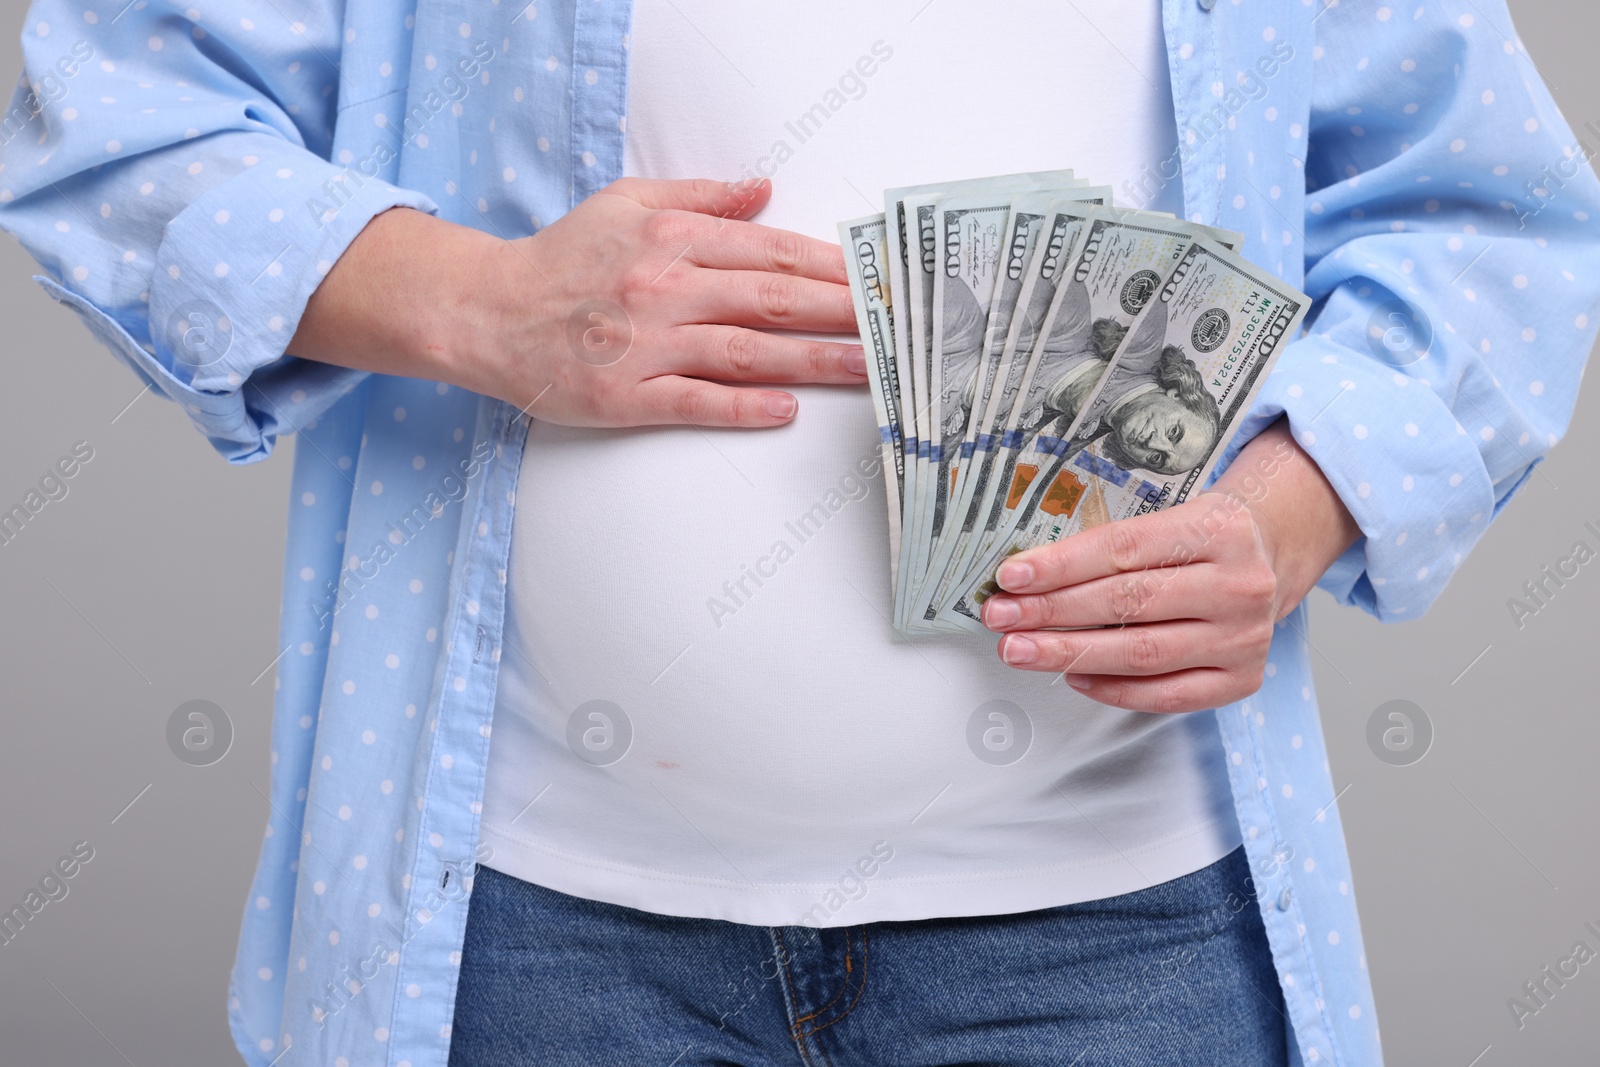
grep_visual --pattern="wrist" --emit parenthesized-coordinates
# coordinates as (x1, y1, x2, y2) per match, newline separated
(1212, 418, 1361, 616)
(387, 212, 513, 389)
(291, 207, 514, 390)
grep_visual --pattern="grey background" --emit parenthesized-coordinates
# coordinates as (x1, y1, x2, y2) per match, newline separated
(0, 1, 1597, 1064)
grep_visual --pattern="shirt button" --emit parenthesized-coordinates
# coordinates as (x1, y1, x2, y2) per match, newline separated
(1277, 887, 1292, 911)
(1198, 0, 1217, 9)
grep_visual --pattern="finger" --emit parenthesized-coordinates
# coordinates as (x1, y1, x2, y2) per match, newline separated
(1054, 668, 1254, 716)
(981, 563, 1229, 631)
(993, 500, 1240, 595)
(686, 269, 857, 333)
(995, 621, 1224, 678)
(630, 374, 799, 429)
(685, 220, 849, 284)
(679, 326, 867, 384)
(606, 176, 771, 220)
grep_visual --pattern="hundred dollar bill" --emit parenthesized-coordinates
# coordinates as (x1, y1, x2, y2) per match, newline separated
(938, 188, 1111, 535)
(945, 199, 1101, 533)
(911, 186, 1090, 629)
(910, 196, 1015, 623)
(884, 170, 1078, 629)
(906, 187, 1109, 629)
(945, 236, 1309, 630)
(839, 213, 904, 597)
(883, 194, 922, 624)
(924, 210, 1241, 624)
(895, 195, 940, 629)
(913, 198, 1098, 626)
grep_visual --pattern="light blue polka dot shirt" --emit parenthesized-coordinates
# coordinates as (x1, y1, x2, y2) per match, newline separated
(3, 0, 1597, 1063)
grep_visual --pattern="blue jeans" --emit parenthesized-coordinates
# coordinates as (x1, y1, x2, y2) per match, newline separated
(447, 845, 1287, 1066)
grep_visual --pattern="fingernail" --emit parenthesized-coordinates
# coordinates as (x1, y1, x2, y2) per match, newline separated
(844, 346, 867, 376)
(1064, 673, 1093, 691)
(733, 177, 767, 194)
(983, 598, 1020, 630)
(764, 394, 797, 419)
(996, 561, 1034, 590)
(1001, 634, 1038, 665)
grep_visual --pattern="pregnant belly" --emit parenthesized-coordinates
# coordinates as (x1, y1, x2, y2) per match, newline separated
(493, 383, 1189, 871)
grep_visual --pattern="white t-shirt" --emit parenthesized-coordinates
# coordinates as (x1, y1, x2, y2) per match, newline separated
(479, 0, 1241, 926)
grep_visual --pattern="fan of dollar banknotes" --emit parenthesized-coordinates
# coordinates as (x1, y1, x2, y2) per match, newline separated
(839, 170, 1311, 637)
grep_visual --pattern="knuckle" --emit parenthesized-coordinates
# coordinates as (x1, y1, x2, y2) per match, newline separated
(1245, 620, 1276, 658)
(766, 230, 805, 274)
(805, 342, 834, 378)
(712, 389, 748, 426)
(723, 329, 762, 376)
(1053, 638, 1088, 673)
(1021, 595, 1054, 630)
(1219, 523, 1253, 557)
(642, 209, 694, 249)
(1216, 506, 1246, 537)
(1220, 668, 1261, 707)
(711, 390, 744, 426)
(673, 382, 715, 424)
(1097, 679, 1131, 709)
(1233, 563, 1278, 611)
(1124, 628, 1165, 673)
(1243, 661, 1269, 697)
(756, 276, 797, 322)
(732, 390, 768, 428)
(1108, 575, 1149, 621)
(832, 286, 855, 320)
(1150, 679, 1189, 715)
(617, 260, 659, 300)
(1106, 525, 1144, 572)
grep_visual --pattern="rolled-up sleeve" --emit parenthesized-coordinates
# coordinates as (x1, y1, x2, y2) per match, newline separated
(1222, 1, 1600, 621)
(0, 1, 438, 463)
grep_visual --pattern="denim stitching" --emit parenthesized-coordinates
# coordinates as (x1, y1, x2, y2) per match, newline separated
(791, 930, 855, 1025)
(794, 928, 869, 1040)
(774, 927, 818, 1067)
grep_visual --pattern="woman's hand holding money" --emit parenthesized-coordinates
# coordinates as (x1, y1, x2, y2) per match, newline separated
(980, 419, 1360, 713)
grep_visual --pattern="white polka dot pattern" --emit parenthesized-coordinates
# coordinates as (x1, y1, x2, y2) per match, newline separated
(2, 1, 1594, 1065)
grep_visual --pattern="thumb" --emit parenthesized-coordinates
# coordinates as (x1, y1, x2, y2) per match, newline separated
(607, 176, 771, 220)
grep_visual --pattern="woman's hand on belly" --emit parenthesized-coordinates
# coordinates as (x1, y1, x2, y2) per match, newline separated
(292, 177, 866, 428)
(975, 418, 1361, 714)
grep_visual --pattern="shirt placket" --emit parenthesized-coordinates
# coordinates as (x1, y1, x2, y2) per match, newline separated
(382, 3, 636, 1061)
(384, 398, 532, 1066)
(1163, 0, 1346, 1063)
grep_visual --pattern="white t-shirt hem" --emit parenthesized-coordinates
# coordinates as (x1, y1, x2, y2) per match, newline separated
(478, 811, 1243, 927)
